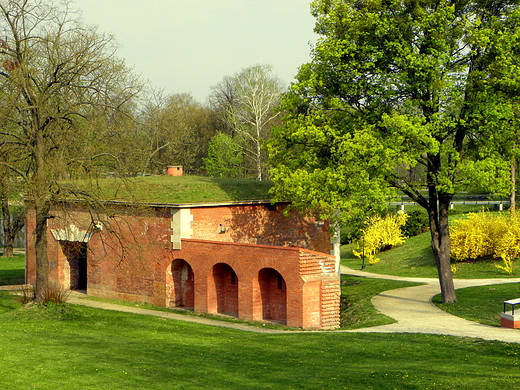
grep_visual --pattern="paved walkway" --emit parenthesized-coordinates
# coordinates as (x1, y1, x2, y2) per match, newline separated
(340, 265, 520, 343)
(4, 270, 520, 342)
(66, 293, 286, 334)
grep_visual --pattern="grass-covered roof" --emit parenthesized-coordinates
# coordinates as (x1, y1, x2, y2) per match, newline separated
(77, 175, 274, 205)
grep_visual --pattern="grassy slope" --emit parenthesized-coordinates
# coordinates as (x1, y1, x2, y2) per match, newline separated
(433, 283, 520, 327)
(74, 175, 274, 204)
(342, 211, 518, 279)
(1, 292, 519, 390)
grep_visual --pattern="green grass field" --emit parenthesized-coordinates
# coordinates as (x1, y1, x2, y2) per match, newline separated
(0, 292, 519, 390)
(0, 254, 25, 285)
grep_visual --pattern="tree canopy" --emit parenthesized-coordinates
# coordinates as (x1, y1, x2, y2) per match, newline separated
(269, 0, 520, 302)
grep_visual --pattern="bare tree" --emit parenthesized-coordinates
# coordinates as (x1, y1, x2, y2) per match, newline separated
(139, 92, 217, 174)
(210, 65, 285, 180)
(0, 0, 141, 301)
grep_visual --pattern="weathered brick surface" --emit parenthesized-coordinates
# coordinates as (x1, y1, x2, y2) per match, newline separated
(25, 201, 340, 329)
(190, 203, 332, 254)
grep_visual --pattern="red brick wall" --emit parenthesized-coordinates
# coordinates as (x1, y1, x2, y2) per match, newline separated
(25, 202, 340, 329)
(190, 203, 332, 254)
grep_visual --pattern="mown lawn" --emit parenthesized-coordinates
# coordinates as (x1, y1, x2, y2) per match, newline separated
(433, 282, 520, 327)
(340, 276, 423, 328)
(0, 292, 519, 390)
(0, 255, 25, 285)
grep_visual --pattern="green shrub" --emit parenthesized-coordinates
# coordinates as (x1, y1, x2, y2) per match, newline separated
(402, 210, 430, 237)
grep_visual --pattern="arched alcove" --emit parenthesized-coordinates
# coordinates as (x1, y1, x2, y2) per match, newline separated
(212, 263, 239, 317)
(259, 268, 287, 324)
(168, 259, 194, 309)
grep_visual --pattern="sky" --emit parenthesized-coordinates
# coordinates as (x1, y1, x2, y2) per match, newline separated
(72, 0, 318, 103)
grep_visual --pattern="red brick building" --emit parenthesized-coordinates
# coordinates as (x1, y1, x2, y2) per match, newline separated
(25, 200, 340, 329)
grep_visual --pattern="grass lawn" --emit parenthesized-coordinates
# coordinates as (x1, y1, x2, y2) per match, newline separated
(432, 282, 520, 327)
(0, 292, 519, 390)
(340, 276, 423, 328)
(0, 254, 25, 285)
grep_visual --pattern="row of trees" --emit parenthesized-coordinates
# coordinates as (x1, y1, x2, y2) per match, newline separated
(0, 0, 285, 300)
(3, 0, 520, 305)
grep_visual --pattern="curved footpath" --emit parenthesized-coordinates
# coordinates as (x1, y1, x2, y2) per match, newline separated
(340, 265, 520, 343)
(3, 269, 520, 342)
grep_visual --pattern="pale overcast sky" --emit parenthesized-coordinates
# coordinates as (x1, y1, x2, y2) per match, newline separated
(72, 0, 317, 103)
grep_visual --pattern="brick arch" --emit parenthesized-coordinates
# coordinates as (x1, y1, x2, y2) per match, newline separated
(166, 259, 194, 309)
(258, 268, 287, 324)
(209, 263, 239, 317)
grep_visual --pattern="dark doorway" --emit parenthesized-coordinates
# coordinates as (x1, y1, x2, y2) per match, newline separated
(170, 259, 194, 309)
(259, 268, 287, 324)
(212, 263, 239, 317)
(61, 242, 88, 290)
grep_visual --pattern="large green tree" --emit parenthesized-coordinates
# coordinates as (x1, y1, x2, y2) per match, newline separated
(269, 0, 520, 302)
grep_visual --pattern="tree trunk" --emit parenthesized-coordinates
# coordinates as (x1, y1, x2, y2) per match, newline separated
(34, 200, 50, 302)
(511, 159, 517, 216)
(429, 194, 457, 303)
(256, 139, 263, 181)
(2, 196, 13, 257)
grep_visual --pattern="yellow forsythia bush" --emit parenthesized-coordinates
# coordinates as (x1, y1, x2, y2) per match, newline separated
(450, 212, 508, 261)
(495, 216, 520, 262)
(353, 213, 408, 264)
(450, 212, 520, 274)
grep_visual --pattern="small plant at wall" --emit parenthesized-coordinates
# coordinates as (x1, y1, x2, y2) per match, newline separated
(353, 213, 408, 265)
(40, 283, 70, 305)
(18, 285, 35, 305)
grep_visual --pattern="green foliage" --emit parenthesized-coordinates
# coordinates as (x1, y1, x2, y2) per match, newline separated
(402, 210, 430, 237)
(203, 133, 244, 178)
(269, 0, 520, 301)
(353, 213, 408, 264)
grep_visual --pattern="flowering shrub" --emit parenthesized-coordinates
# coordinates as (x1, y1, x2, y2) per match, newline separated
(450, 212, 508, 261)
(353, 213, 408, 264)
(450, 212, 520, 274)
